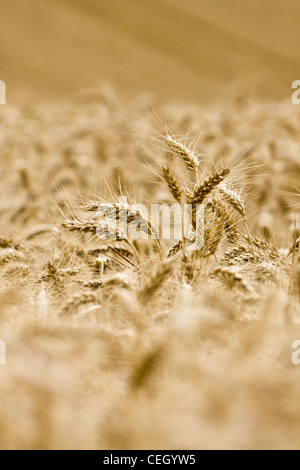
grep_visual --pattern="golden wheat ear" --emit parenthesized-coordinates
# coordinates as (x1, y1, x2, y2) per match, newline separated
(167, 240, 182, 258)
(213, 267, 251, 293)
(139, 259, 174, 302)
(62, 219, 126, 240)
(189, 168, 230, 205)
(162, 166, 183, 203)
(165, 134, 198, 173)
(218, 185, 245, 217)
(289, 237, 300, 257)
(223, 245, 257, 265)
(218, 183, 256, 261)
(224, 215, 239, 245)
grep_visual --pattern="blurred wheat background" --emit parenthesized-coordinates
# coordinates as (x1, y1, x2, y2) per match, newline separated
(1, 0, 300, 102)
(1, 0, 300, 450)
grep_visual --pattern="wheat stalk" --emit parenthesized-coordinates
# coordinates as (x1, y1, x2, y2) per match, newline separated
(214, 267, 251, 293)
(167, 240, 182, 258)
(244, 235, 279, 261)
(219, 184, 245, 217)
(289, 237, 300, 257)
(193, 197, 226, 258)
(181, 254, 195, 282)
(162, 166, 182, 203)
(130, 344, 163, 390)
(61, 293, 100, 316)
(224, 215, 239, 245)
(85, 201, 162, 259)
(139, 260, 173, 302)
(189, 168, 230, 205)
(62, 219, 126, 240)
(223, 246, 257, 265)
(165, 135, 198, 172)
(0, 237, 22, 250)
(218, 184, 257, 261)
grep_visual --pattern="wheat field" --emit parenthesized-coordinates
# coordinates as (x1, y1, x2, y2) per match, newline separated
(1, 88, 300, 450)
(2, 0, 300, 451)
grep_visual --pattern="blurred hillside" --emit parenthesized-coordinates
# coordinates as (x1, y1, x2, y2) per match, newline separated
(0, 0, 300, 103)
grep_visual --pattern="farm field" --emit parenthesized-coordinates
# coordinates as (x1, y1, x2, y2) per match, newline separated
(1, 0, 300, 451)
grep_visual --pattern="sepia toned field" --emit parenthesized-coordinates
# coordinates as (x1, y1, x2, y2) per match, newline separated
(1, 0, 300, 451)
(1, 90, 300, 449)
